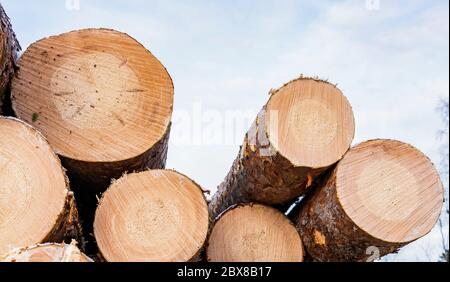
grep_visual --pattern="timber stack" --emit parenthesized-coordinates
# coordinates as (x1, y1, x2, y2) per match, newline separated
(0, 3, 444, 262)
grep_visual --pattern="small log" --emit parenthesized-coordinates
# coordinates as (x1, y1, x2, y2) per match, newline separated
(207, 203, 304, 262)
(94, 170, 209, 262)
(0, 117, 81, 256)
(292, 139, 444, 262)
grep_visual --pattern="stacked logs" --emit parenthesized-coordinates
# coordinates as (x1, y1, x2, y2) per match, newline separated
(207, 79, 443, 261)
(10, 27, 174, 256)
(0, 3, 445, 262)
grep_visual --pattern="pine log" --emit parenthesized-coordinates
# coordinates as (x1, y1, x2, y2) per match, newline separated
(292, 139, 444, 262)
(94, 170, 209, 262)
(2, 240, 92, 262)
(209, 77, 355, 219)
(10, 28, 173, 192)
(0, 117, 81, 257)
(0, 3, 21, 114)
(206, 203, 304, 262)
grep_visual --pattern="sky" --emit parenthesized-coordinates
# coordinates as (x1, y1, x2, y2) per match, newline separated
(3, 0, 449, 261)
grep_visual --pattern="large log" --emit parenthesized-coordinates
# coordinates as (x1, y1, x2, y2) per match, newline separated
(94, 170, 209, 262)
(292, 139, 444, 262)
(206, 203, 304, 262)
(11, 28, 173, 191)
(209, 77, 355, 219)
(0, 3, 21, 114)
(0, 117, 81, 256)
(2, 240, 92, 262)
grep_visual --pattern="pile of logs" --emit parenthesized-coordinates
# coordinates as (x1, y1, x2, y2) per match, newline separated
(0, 4, 444, 262)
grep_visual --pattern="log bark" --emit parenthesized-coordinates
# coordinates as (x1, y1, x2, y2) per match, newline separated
(0, 3, 20, 114)
(94, 170, 209, 262)
(0, 117, 82, 256)
(209, 77, 355, 220)
(292, 139, 444, 262)
(206, 203, 304, 262)
(61, 123, 171, 191)
(2, 240, 92, 262)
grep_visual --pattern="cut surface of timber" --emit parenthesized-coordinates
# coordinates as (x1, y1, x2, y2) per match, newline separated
(0, 3, 21, 114)
(293, 139, 444, 262)
(266, 78, 354, 167)
(207, 204, 304, 262)
(2, 241, 92, 262)
(94, 170, 209, 262)
(11, 28, 173, 189)
(209, 77, 355, 219)
(0, 117, 81, 256)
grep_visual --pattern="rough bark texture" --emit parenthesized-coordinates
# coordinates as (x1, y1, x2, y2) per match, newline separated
(292, 169, 402, 262)
(0, 3, 20, 114)
(43, 190, 83, 248)
(61, 123, 171, 193)
(209, 108, 325, 220)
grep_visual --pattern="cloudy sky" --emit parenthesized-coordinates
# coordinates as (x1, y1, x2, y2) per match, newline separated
(3, 0, 448, 261)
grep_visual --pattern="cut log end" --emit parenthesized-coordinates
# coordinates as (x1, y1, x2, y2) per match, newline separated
(0, 117, 74, 256)
(266, 78, 354, 168)
(207, 204, 304, 262)
(294, 139, 444, 261)
(11, 28, 173, 163)
(2, 241, 92, 262)
(94, 170, 209, 262)
(336, 139, 444, 243)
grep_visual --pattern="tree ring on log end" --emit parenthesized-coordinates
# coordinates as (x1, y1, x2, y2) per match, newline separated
(94, 170, 208, 262)
(336, 139, 444, 243)
(0, 117, 68, 256)
(207, 204, 304, 262)
(11, 28, 173, 163)
(266, 78, 354, 168)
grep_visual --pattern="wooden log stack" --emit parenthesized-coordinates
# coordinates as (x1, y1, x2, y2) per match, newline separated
(9, 27, 174, 256)
(0, 3, 445, 262)
(209, 77, 355, 220)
